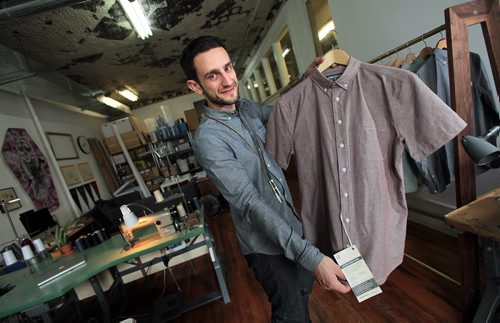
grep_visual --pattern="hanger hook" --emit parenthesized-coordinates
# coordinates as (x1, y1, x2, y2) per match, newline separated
(421, 35, 428, 47)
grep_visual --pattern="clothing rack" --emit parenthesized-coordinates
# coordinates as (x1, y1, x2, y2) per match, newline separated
(368, 24, 446, 64)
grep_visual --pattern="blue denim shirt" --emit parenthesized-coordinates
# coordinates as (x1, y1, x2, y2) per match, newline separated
(192, 98, 323, 272)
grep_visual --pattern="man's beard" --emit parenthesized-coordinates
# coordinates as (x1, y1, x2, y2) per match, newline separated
(203, 84, 238, 106)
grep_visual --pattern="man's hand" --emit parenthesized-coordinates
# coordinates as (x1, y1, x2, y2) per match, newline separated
(304, 56, 325, 78)
(313, 256, 351, 293)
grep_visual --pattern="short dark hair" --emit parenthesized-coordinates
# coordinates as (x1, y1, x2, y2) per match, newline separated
(180, 35, 227, 81)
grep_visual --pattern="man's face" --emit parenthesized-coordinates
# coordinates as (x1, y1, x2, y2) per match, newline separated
(187, 47, 238, 110)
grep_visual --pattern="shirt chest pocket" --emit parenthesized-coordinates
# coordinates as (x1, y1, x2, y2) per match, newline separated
(353, 120, 390, 161)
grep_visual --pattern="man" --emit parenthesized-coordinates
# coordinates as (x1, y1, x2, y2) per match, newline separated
(180, 36, 350, 322)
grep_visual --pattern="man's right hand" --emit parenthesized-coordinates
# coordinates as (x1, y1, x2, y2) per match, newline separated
(313, 256, 351, 293)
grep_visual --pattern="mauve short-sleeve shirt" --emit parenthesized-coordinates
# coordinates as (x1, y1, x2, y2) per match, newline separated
(265, 57, 466, 284)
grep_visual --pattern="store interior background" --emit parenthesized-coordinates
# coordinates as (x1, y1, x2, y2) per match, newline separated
(0, 0, 498, 248)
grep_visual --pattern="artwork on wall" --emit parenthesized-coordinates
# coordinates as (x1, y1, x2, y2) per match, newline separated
(60, 165, 81, 186)
(77, 162, 94, 182)
(0, 187, 22, 211)
(46, 132, 79, 160)
(2, 128, 60, 211)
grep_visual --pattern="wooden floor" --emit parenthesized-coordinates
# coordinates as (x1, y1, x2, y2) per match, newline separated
(54, 210, 467, 323)
(53, 168, 474, 322)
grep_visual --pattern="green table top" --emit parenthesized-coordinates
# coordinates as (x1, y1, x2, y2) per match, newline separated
(0, 211, 205, 319)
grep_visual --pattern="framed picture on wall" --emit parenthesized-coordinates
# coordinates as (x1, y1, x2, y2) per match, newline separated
(46, 132, 79, 160)
(77, 162, 94, 182)
(0, 187, 22, 211)
(60, 165, 81, 186)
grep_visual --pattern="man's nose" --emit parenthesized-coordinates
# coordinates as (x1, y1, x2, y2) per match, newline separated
(220, 71, 233, 85)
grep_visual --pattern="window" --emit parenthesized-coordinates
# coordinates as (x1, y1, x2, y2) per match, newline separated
(278, 29, 299, 82)
(264, 49, 281, 91)
(246, 79, 261, 102)
(306, 0, 337, 55)
(255, 65, 271, 98)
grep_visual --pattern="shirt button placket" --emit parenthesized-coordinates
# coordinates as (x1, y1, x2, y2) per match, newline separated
(334, 91, 351, 244)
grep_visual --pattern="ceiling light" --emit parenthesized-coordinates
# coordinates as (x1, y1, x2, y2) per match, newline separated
(118, 0, 153, 40)
(318, 20, 335, 41)
(96, 95, 131, 112)
(117, 86, 138, 102)
(282, 48, 290, 58)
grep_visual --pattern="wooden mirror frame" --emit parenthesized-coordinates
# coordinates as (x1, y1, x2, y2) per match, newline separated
(445, 0, 499, 320)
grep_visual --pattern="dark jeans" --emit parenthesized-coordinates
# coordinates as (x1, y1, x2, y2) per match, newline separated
(245, 253, 314, 323)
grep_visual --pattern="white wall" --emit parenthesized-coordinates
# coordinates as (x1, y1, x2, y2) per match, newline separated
(328, 0, 500, 209)
(131, 92, 204, 126)
(328, 0, 496, 90)
(0, 89, 111, 247)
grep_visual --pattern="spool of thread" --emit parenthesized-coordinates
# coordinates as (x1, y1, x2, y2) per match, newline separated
(154, 189, 164, 203)
(94, 229, 104, 243)
(176, 203, 187, 218)
(192, 197, 200, 210)
(2, 249, 17, 266)
(21, 245, 35, 260)
(33, 238, 46, 253)
(85, 234, 96, 247)
(100, 228, 109, 241)
(90, 232, 100, 246)
(74, 238, 86, 252)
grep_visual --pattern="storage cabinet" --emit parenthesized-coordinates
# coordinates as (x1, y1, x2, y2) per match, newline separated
(111, 144, 163, 192)
(153, 132, 201, 178)
(102, 117, 202, 194)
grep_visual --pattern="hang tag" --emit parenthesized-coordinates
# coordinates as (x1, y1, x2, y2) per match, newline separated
(333, 245, 382, 302)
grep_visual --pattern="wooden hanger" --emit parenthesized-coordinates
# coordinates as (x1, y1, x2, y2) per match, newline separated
(405, 52, 417, 64)
(392, 57, 405, 68)
(418, 46, 433, 59)
(435, 38, 447, 49)
(318, 48, 350, 72)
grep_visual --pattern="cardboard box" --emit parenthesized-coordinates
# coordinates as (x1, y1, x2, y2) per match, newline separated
(141, 167, 160, 181)
(104, 130, 146, 154)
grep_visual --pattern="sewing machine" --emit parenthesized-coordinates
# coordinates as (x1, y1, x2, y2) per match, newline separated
(120, 208, 176, 245)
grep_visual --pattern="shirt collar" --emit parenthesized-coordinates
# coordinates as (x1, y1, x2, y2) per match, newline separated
(203, 101, 239, 120)
(310, 56, 361, 91)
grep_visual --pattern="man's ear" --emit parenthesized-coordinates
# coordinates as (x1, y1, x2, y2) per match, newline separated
(187, 80, 203, 94)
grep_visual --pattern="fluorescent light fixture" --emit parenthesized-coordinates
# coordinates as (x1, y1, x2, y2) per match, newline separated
(318, 20, 335, 41)
(96, 95, 131, 113)
(118, 0, 152, 40)
(117, 86, 139, 102)
(282, 47, 290, 58)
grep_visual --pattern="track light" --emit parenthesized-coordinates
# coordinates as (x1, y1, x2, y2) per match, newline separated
(96, 95, 131, 113)
(118, 0, 153, 40)
(117, 86, 139, 102)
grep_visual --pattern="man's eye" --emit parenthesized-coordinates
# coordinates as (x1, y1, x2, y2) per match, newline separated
(225, 65, 233, 72)
(207, 74, 218, 80)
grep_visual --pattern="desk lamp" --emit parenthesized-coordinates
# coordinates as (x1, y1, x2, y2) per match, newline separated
(0, 198, 21, 243)
(461, 125, 500, 168)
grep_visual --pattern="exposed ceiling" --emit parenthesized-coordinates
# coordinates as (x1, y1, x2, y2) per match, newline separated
(0, 0, 284, 117)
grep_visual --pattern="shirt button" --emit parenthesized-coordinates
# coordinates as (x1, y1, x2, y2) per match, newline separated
(324, 88, 327, 92)
(345, 217, 350, 223)
(335, 97, 340, 102)
(342, 167, 347, 173)
(343, 192, 348, 198)
(337, 120, 342, 125)
(228, 117, 231, 120)
(267, 163, 270, 167)
(344, 83, 348, 88)
(339, 143, 345, 148)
